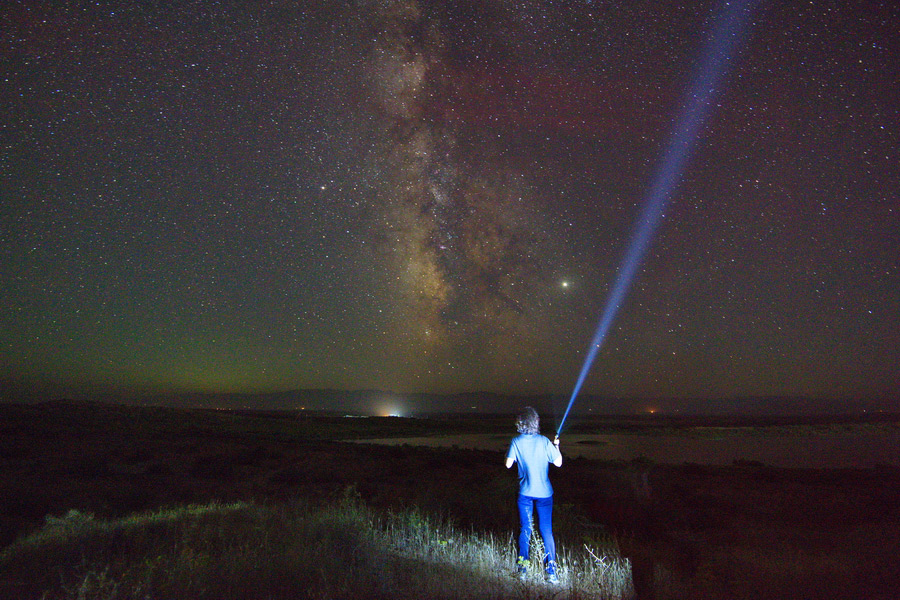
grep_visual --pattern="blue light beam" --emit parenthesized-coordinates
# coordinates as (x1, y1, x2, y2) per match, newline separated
(557, 0, 761, 436)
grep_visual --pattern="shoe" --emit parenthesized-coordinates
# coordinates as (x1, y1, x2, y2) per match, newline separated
(516, 557, 529, 580)
(546, 560, 559, 584)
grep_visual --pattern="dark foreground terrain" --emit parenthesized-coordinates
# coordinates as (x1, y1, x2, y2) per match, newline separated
(1, 400, 899, 599)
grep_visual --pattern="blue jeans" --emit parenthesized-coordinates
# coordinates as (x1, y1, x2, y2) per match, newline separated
(517, 494, 556, 568)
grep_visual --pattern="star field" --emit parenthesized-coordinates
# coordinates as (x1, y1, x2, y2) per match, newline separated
(1, 0, 898, 403)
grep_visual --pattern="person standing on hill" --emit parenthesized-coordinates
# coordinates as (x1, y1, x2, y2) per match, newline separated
(505, 407, 563, 583)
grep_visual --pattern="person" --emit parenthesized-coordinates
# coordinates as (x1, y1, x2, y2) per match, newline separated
(505, 407, 563, 583)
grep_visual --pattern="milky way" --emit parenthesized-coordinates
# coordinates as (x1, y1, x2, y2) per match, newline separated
(352, 0, 562, 381)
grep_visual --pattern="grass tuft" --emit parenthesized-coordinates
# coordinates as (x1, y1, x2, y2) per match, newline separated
(0, 496, 632, 599)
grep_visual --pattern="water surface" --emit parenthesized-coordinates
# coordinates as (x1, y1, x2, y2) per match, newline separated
(356, 428, 900, 469)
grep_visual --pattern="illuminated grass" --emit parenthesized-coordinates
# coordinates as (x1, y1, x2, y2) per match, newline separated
(0, 495, 632, 599)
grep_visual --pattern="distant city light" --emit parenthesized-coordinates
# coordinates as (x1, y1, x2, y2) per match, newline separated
(378, 400, 405, 417)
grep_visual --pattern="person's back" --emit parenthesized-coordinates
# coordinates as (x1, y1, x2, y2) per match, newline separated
(508, 432, 557, 497)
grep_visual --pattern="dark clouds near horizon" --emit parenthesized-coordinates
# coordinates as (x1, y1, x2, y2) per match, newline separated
(2, 0, 898, 403)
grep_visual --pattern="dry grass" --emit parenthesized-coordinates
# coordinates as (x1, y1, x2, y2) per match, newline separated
(0, 492, 633, 599)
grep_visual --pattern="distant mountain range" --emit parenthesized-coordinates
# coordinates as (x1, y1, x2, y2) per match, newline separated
(1, 377, 895, 415)
(148, 390, 899, 416)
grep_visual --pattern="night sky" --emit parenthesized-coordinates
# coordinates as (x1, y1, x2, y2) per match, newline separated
(2, 1, 898, 403)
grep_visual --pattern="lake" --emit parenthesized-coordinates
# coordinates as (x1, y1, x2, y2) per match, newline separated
(356, 427, 900, 469)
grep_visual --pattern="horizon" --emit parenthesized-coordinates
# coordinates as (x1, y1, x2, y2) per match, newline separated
(3, 379, 896, 417)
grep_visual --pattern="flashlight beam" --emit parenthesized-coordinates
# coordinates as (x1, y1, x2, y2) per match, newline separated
(557, 0, 761, 436)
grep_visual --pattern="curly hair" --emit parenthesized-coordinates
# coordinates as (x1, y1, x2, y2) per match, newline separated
(515, 406, 540, 434)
